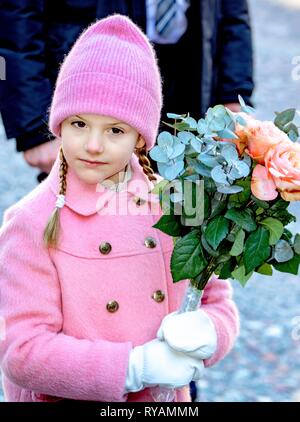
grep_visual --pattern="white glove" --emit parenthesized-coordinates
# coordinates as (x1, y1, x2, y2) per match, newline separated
(124, 339, 204, 393)
(157, 309, 217, 360)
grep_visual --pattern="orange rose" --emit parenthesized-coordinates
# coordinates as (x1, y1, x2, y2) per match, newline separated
(251, 164, 278, 200)
(265, 141, 300, 201)
(244, 120, 290, 164)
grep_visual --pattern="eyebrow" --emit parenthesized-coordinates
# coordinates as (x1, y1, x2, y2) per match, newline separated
(74, 115, 129, 126)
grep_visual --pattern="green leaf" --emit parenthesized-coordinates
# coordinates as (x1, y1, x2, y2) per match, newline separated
(266, 199, 296, 225)
(204, 191, 211, 219)
(273, 254, 300, 275)
(210, 193, 228, 219)
(230, 229, 245, 256)
(171, 230, 208, 282)
(282, 228, 293, 242)
(218, 258, 236, 279)
(201, 234, 219, 257)
(153, 214, 181, 237)
(256, 207, 265, 216)
(256, 263, 273, 276)
(251, 195, 269, 209)
(274, 108, 296, 128)
(260, 217, 284, 245)
(232, 265, 253, 287)
(229, 179, 251, 207)
(150, 179, 170, 195)
(243, 227, 271, 273)
(294, 234, 300, 255)
(205, 216, 230, 250)
(225, 208, 257, 232)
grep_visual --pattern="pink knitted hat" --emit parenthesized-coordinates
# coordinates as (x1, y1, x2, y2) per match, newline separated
(48, 14, 163, 150)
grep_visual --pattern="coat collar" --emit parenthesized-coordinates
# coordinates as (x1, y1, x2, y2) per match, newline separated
(46, 153, 160, 216)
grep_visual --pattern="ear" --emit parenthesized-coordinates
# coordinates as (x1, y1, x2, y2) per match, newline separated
(136, 135, 146, 150)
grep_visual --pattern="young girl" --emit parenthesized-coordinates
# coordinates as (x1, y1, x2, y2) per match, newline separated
(0, 14, 239, 402)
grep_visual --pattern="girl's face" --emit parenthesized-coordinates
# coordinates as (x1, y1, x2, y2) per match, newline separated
(61, 113, 145, 185)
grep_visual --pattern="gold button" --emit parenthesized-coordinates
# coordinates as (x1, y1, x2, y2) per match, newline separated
(106, 300, 119, 313)
(144, 237, 157, 248)
(152, 290, 165, 303)
(99, 242, 112, 254)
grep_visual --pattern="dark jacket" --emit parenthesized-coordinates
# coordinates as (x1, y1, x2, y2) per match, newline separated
(0, 0, 253, 152)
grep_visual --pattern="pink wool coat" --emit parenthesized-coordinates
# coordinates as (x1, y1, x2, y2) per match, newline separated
(0, 153, 239, 402)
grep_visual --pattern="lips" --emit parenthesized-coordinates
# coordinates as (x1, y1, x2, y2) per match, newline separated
(80, 159, 106, 164)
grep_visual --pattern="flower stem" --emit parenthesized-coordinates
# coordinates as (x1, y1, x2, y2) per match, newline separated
(190, 257, 216, 290)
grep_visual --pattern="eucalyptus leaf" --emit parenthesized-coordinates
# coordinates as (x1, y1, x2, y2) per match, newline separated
(198, 154, 219, 168)
(294, 233, 300, 255)
(157, 131, 174, 148)
(221, 144, 239, 162)
(274, 108, 296, 128)
(191, 138, 202, 153)
(167, 112, 186, 119)
(217, 184, 244, 194)
(186, 157, 211, 177)
(197, 119, 208, 135)
(168, 142, 186, 159)
(274, 239, 294, 262)
(149, 145, 169, 163)
(218, 128, 239, 139)
(184, 117, 198, 129)
(177, 131, 195, 144)
(211, 166, 228, 184)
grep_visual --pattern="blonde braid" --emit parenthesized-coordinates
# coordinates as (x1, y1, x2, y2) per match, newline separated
(43, 147, 68, 248)
(135, 144, 157, 183)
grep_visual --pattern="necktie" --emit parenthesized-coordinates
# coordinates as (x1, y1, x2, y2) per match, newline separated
(155, 0, 177, 37)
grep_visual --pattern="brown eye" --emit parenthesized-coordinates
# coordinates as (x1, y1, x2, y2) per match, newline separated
(71, 121, 86, 128)
(110, 127, 124, 135)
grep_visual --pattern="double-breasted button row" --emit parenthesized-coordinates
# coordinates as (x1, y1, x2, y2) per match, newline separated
(151, 290, 165, 303)
(99, 242, 112, 255)
(106, 289, 165, 312)
(144, 237, 156, 248)
(106, 300, 119, 313)
(99, 236, 157, 255)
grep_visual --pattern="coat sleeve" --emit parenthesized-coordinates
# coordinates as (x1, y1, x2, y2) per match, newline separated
(214, 0, 254, 105)
(0, 207, 132, 402)
(0, 0, 53, 151)
(201, 275, 240, 367)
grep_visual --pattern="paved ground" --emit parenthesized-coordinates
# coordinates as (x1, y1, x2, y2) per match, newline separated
(0, 0, 300, 402)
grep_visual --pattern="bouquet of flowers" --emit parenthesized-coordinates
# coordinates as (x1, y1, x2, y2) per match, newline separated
(149, 96, 300, 401)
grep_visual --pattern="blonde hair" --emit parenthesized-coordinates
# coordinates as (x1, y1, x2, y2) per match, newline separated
(43, 146, 68, 248)
(43, 138, 157, 249)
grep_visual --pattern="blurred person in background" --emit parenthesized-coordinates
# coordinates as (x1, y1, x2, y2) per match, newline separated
(0, 0, 253, 182)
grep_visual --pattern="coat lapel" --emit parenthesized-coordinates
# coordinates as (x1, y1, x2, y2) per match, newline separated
(46, 153, 160, 216)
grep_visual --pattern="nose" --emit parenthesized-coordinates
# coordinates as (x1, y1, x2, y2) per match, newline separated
(85, 132, 104, 154)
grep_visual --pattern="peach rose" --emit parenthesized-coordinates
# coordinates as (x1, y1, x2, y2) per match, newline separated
(251, 164, 278, 200)
(251, 141, 300, 201)
(265, 141, 300, 201)
(244, 120, 290, 165)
